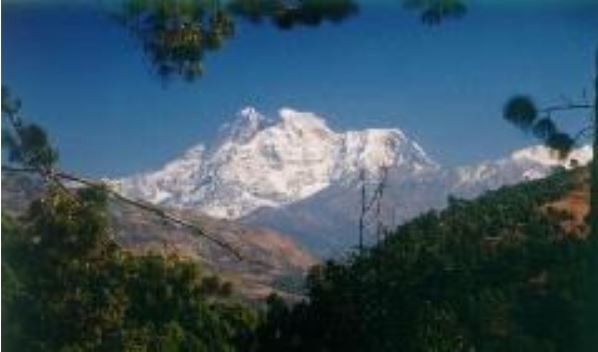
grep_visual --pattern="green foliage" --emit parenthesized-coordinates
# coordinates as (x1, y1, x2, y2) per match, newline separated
(545, 133, 575, 158)
(117, 0, 465, 82)
(504, 95, 538, 130)
(2, 86, 59, 170)
(117, 0, 358, 82)
(228, 0, 358, 29)
(256, 171, 590, 352)
(1, 186, 257, 351)
(3, 123, 58, 169)
(403, 0, 467, 25)
(503, 95, 580, 157)
(532, 118, 557, 141)
(120, 0, 235, 82)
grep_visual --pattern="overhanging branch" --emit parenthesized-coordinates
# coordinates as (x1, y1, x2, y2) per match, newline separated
(2, 165, 243, 260)
(541, 103, 594, 115)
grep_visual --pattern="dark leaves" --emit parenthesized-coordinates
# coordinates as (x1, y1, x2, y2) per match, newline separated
(121, 1, 236, 83)
(12, 124, 59, 169)
(503, 94, 582, 159)
(2, 191, 253, 351)
(2, 88, 59, 169)
(229, 0, 359, 30)
(2, 86, 22, 115)
(532, 118, 557, 141)
(533, 121, 574, 159)
(504, 95, 538, 130)
(118, 0, 468, 82)
(403, 0, 467, 25)
(120, 0, 359, 81)
(545, 132, 574, 159)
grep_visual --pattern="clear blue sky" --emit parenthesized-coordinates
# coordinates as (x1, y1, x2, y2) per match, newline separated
(2, 1, 597, 177)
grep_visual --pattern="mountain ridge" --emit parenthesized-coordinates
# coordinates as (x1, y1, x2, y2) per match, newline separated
(243, 144, 592, 255)
(117, 107, 436, 218)
(115, 107, 592, 255)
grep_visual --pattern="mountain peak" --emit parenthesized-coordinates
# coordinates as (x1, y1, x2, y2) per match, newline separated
(220, 106, 269, 143)
(238, 106, 263, 122)
(278, 107, 331, 133)
(118, 107, 438, 219)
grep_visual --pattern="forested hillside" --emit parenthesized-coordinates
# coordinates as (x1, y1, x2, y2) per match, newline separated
(2, 172, 315, 301)
(2, 163, 592, 351)
(257, 167, 592, 352)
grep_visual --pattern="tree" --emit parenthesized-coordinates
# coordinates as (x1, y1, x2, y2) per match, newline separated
(1, 186, 258, 351)
(358, 165, 390, 253)
(2, 87, 243, 259)
(114, 0, 466, 82)
(116, 0, 359, 82)
(402, 0, 466, 25)
(1, 88, 260, 351)
(502, 50, 597, 351)
(256, 169, 588, 351)
(117, 0, 236, 82)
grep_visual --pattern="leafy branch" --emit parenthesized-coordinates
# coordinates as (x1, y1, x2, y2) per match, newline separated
(1, 87, 243, 260)
(504, 94, 595, 157)
(114, 0, 466, 82)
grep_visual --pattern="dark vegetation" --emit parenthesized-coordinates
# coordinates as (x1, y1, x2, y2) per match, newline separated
(3, 161, 592, 350)
(115, 0, 465, 82)
(256, 168, 591, 352)
(2, 187, 257, 351)
(2, 76, 594, 352)
(4, 1, 597, 349)
(502, 51, 597, 351)
(2, 87, 259, 351)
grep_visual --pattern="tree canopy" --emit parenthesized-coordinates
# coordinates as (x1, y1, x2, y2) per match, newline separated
(115, 0, 466, 82)
(2, 185, 258, 351)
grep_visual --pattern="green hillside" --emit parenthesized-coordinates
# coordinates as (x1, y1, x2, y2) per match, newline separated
(257, 168, 592, 352)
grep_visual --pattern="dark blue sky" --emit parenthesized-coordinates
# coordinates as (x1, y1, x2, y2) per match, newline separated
(2, 1, 597, 177)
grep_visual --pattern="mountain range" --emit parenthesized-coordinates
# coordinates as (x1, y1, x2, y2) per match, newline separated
(116, 107, 593, 255)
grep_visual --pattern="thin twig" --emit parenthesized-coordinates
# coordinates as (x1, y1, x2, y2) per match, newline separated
(541, 103, 594, 115)
(2, 165, 243, 260)
(3, 109, 82, 205)
(573, 126, 593, 142)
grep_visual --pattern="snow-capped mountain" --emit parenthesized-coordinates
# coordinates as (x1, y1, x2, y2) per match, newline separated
(244, 144, 592, 255)
(117, 107, 436, 218)
(117, 107, 592, 254)
(441, 144, 592, 194)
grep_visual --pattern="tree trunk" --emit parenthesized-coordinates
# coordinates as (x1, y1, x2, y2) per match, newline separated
(583, 48, 598, 352)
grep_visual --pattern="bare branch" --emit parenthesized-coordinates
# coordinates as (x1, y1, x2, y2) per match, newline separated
(3, 90, 244, 259)
(2, 165, 244, 260)
(358, 169, 366, 253)
(364, 166, 389, 214)
(357, 166, 390, 250)
(559, 94, 574, 107)
(540, 103, 594, 115)
(572, 126, 594, 142)
(2, 107, 54, 177)
(1, 165, 37, 173)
